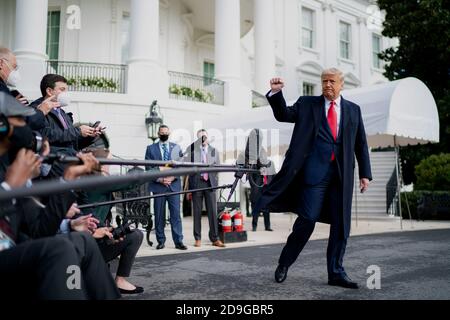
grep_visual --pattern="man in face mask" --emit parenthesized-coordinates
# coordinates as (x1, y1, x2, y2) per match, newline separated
(144, 124, 187, 250)
(0, 47, 58, 131)
(30, 74, 102, 178)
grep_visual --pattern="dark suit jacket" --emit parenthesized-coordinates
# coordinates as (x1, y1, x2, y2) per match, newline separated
(184, 141, 220, 189)
(256, 91, 372, 238)
(144, 142, 183, 193)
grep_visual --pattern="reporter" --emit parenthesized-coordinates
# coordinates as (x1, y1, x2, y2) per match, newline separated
(0, 94, 120, 299)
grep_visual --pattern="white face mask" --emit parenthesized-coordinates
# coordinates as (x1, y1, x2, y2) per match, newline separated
(6, 69, 21, 87)
(57, 91, 71, 107)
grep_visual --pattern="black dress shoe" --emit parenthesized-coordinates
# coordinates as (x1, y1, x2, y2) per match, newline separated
(265, 228, 274, 231)
(156, 243, 165, 250)
(328, 275, 359, 289)
(119, 286, 144, 294)
(274, 265, 288, 283)
(175, 243, 188, 250)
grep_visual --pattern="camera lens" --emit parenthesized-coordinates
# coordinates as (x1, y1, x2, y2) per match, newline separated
(31, 131, 43, 154)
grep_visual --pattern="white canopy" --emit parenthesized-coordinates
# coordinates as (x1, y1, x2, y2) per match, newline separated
(207, 77, 439, 151)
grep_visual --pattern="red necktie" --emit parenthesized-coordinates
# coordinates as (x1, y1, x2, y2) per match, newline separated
(327, 101, 337, 161)
(263, 175, 268, 185)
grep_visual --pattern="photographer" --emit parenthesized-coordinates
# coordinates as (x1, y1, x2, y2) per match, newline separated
(0, 92, 120, 299)
(81, 149, 144, 295)
(237, 129, 276, 232)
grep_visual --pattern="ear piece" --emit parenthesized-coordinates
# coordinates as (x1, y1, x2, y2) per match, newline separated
(0, 113, 9, 138)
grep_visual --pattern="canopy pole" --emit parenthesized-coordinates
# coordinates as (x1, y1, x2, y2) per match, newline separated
(394, 136, 403, 230)
(354, 169, 358, 228)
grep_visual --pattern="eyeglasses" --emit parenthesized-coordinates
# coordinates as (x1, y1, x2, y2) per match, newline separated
(0, 58, 19, 71)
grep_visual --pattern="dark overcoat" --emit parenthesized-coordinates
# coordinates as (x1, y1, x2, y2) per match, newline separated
(256, 91, 372, 238)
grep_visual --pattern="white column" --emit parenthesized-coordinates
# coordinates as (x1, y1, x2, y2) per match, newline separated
(215, 0, 240, 81)
(254, 0, 276, 94)
(127, 0, 168, 102)
(128, 0, 159, 65)
(215, 0, 251, 108)
(14, 0, 48, 97)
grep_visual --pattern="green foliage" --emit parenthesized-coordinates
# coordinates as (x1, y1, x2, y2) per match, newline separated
(414, 153, 450, 190)
(66, 76, 118, 92)
(377, 0, 450, 184)
(169, 84, 214, 103)
(400, 190, 450, 220)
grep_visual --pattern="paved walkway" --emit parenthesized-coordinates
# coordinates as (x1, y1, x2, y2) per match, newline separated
(126, 228, 450, 300)
(135, 213, 450, 257)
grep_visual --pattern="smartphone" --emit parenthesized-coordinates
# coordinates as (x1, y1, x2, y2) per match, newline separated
(92, 121, 101, 128)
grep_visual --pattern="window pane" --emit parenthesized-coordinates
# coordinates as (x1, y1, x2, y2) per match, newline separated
(372, 34, 381, 68)
(302, 8, 313, 29)
(302, 30, 313, 48)
(303, 82, 315, 96)
(301, 7, 314, 48)
(46, 11, 60, 60)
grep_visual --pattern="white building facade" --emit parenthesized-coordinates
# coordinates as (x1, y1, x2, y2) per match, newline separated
(0, 0, 395, 159)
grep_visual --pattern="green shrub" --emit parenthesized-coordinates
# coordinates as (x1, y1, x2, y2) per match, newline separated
(400, 190, 450, 220)
(168, 84, 214, 103)
(414, 153, 450, 190)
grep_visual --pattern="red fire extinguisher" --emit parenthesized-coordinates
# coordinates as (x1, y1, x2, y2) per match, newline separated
(221, 211, 232, 233)
(233, 209, 244, 232)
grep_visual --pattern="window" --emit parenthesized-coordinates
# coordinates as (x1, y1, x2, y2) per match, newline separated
(121, 13, 130, 64)
(339, 21, 351, 60)
(203, 61, 215, 85)
(372, 34, 382, 69)
(46, 11, 61, 60)
(301, 7, 314, 49)
(302, 82, 315, 96)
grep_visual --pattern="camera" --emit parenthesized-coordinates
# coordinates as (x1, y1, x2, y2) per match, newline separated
(31, 131, 44, 154)
(111, 221, 133, 240)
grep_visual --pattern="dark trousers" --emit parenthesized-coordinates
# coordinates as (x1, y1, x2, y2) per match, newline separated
(63, 232, 121, 299)
(278, 162, 348, 280)
(250, 174, 271, 230)
(153, 193, 183, 245)
(0, 232, 120, 300)
(192, 179, 219, 242)
(97, 229, 143, 277)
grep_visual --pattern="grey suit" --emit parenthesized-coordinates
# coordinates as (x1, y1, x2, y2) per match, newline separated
(185, 141, 220, 242)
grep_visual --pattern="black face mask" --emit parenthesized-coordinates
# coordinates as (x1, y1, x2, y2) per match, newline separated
(159, 134, 169, 142)
(8, 125, 34, 161)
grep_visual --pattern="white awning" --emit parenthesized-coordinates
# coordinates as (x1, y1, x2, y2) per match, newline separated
(208, 77, 439, 151)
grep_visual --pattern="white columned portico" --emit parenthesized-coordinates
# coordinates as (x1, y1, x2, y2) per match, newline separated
(214, 0, 251, 108)
(14, 0, 48, 97)
(127, 0, 167, 103)
(254, 0, 276, 95)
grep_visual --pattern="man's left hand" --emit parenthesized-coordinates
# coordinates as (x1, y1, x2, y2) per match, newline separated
(360, 178, 370, 193)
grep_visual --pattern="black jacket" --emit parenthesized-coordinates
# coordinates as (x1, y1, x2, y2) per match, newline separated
(0, 154, 76, 243)
(0, 79, 47, 130)
(30, 97, 94, 152)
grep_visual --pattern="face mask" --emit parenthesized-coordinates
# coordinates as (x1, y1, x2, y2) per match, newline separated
(8, 125, 34, 161)
(57, 91, 71, 107)
(6, 69, 21, 87)
(159, 134, 169, 142)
